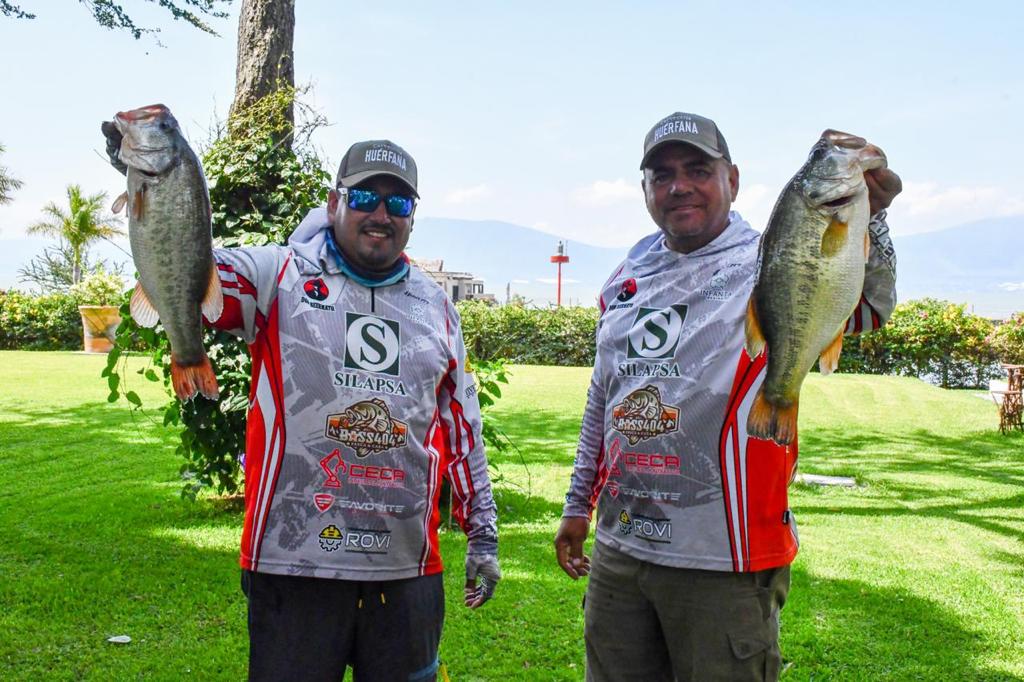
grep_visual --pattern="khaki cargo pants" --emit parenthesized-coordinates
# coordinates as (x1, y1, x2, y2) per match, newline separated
(584, 541, 790, 682)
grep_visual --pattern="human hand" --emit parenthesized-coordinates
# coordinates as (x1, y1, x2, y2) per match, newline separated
(866, 166, 902, 215)
(100, 121, 128, 176)
(464, 552, 501, 609)
(554, 516, 591, 580)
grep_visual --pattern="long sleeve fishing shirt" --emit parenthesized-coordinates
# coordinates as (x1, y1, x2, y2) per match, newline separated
(206, 207, 498, 581)
(562, 210, 897, 572)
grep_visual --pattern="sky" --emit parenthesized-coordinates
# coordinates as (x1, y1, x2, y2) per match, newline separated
(1, 0, 1022, 290)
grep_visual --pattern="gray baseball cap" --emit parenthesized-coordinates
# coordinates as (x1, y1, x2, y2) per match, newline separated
(336, 140, 419, 197)
(640, 112, 731, 169)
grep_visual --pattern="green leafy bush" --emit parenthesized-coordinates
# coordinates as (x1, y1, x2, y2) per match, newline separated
(457, 300, 599, 366)
(989, 312, 1024, 365)
(71, 269, 127, 306)
(0, 289, 84, 350)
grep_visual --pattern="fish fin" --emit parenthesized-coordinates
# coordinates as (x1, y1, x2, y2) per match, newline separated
(820, 216, 848, 257)
(130, 282, 160, 327)
(131, 185, 147, 221)
(747, 390, 798, 446)
(112, 192, 128, 214)
(818, 329, 844, 376)
(864, 230, 870, 259)
(171, 355, 219, 402)
(201, 264, 224, 323)
(744, 296, 766, 359)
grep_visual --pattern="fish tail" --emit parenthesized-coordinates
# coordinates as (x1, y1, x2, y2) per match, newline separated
(171, 354, 220, 402)
(747, 390, 798, 445)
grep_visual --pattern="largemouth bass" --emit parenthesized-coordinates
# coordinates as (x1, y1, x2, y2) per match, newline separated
(101, 104, 222, 401)
(745, 130, 886, 444)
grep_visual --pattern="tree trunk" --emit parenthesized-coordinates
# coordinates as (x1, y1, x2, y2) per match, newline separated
(229, 0, 295, 139)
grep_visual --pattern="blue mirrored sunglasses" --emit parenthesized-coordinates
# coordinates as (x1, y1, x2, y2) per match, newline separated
(337, 187, 415, 218)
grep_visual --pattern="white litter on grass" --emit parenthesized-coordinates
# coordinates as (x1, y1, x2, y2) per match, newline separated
(796, 473, 857, 488)
(107, 635, 132, 645)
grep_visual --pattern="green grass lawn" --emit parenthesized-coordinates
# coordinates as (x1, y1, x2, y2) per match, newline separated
(1, 351, 1022, 681)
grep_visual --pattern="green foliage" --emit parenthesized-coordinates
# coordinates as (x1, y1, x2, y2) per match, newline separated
(0, 289, 85, 350)
(69, 269, 126, 306)
(840, 298, 1000, 388)
(105, 87, 330, 499)
(25, 184, 123, 286)
(17, 239, 126, 291)
(0, 141, 23, 204)
(457, 300, 599, 366)
(988, 312, 1024, 365)
(2, 1, 231, 39)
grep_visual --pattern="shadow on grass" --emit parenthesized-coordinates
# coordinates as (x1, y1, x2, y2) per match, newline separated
(797, 426, 1024, 549)
(785, 562, 1022, 681)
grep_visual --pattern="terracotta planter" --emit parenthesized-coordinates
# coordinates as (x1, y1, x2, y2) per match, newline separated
(78, 305, 121, 353)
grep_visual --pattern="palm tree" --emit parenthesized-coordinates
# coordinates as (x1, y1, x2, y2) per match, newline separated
(26, 184, 124, 285)
(0, 142, 23, 205)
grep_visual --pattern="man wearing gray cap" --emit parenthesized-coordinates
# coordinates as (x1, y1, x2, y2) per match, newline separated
(202, 139, 500, 681)
(554, 113, 902, 680)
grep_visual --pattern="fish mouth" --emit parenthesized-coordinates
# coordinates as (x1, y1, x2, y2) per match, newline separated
(820, 194, 856, 209)
(115, 104, 169, 123)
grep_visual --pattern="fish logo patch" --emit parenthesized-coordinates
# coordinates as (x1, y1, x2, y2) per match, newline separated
(325, 398, 408, 458)
(611, 385, 680, 445)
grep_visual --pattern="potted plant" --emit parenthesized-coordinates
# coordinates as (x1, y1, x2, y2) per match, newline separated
(73, 270, 127, 353)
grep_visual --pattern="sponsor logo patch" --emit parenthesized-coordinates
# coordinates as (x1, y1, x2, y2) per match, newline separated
(611, 386, 680, 445)
(318, 525, 392, 554)
(320, 448, 407, 488)
(333, 371, 408, 397)
(626, 305, 687, 359)
(325, 399, 408, 457)
(608, 439, 682, 476)
(700, 263, 744, 301)
(314, 493, 334, 512)
(345, 313, 400, 376)
(300, 278, 336, 310)
(617, 510, 673, 543)
(606, 480, 619, 499)
(319, 524, 343, 551)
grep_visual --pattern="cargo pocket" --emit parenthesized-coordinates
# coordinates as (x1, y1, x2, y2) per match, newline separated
(727, 629, 780, 681)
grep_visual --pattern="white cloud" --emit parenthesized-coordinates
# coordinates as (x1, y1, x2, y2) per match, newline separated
(511, 278, 530, 284)
(998, 282, 1024, 292)
(571, 179, 639, 206)
(898, 181, 1024, 218)
(443, 184, 493, 205)
(536, 277, 581, 284)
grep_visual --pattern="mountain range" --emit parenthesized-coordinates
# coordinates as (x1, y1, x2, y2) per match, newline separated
(1, 215, 1020, 318)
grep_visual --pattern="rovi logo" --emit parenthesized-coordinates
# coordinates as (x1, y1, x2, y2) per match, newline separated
(626, 305, 688, 359)
(344, 313, 400, 376)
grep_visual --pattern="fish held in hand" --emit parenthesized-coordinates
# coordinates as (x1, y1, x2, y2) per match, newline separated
(744, 130, 886, 444)
(102, 104, 222, 401)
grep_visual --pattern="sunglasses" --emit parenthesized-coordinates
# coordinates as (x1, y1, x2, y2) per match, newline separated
(337, 187, 415, 218)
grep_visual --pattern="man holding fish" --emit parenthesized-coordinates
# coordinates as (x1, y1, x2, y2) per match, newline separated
(103, 107, 500, 682)
(555, 112, 901, 681)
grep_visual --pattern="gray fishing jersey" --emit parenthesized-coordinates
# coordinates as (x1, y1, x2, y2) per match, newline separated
(208, 207, 497, 581)
(563, 211, 896, 572)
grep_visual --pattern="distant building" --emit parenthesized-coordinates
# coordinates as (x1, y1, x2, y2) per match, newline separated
(411, 258, 495, 303)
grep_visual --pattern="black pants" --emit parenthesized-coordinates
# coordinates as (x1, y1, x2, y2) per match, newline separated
(242, 570, 444, 682)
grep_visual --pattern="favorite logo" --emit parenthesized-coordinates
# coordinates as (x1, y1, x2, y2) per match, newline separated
(303, 278, 329, 301)
(611, 386, 680, 445)
(606, 480, 620, 499)
(325, 399, 408, 457)
(345, 313, 400, 376)
(627, 305, 687, 359)
(314, 493, 334, 512)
